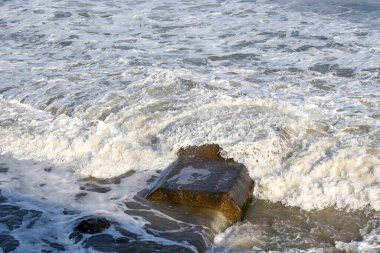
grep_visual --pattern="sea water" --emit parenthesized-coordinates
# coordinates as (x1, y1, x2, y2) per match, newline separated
(0, 0, 379, 252)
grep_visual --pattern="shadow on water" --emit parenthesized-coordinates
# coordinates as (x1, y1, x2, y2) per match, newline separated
(124, 191, 229, 253)
(0, 187, 207, 253)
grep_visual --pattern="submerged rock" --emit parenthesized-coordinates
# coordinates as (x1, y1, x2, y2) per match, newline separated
(147, 144, 254, 222)
(75, 217, 110, 234)
(0, 234, 20, 253)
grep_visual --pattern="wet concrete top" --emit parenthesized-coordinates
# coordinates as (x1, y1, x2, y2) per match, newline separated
(158, 160, 244, 193)
(152, 144, 246, 192)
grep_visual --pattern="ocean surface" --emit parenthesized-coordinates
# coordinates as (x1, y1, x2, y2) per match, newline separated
(0, 0, 379, 252)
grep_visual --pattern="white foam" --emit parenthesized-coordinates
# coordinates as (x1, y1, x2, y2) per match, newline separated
(1, 0, 380, 251)
(1, 91, 378, 212)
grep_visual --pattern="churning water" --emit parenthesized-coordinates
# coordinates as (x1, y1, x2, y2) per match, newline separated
(0, 0, 379, 252)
